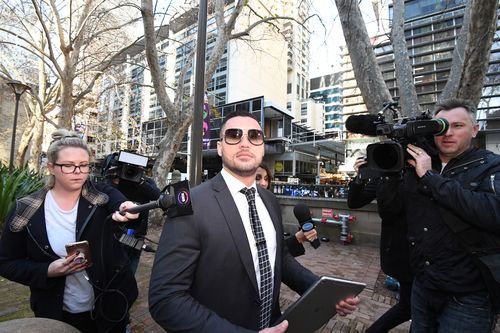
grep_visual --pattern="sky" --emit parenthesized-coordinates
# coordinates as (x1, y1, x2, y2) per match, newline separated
(308, 0, 390, 77)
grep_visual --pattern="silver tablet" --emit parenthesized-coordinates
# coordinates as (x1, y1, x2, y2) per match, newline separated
(274, 276, 366, 333)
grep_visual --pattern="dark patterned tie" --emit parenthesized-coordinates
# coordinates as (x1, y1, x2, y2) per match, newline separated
(240, 187, 273, 329)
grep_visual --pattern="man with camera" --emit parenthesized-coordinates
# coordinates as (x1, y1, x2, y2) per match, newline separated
(401, 99, 500, 332)
(101, 151, 161, 274)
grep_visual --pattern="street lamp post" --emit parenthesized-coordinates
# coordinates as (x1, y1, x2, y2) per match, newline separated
(7, 80, 31, 173)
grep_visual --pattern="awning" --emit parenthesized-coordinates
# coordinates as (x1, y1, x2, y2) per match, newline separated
(288, 139, 345, 163)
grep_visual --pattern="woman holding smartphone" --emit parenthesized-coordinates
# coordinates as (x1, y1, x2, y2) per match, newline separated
(0, 129, 139, 333)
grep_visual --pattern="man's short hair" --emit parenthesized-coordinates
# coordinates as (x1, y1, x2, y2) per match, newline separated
(434, 98, 477, 124)
(220, 110, 260, 137)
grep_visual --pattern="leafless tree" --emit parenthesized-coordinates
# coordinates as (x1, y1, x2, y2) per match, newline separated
(141, 0, 317, 188)
(0, 0, 144, 169)
(336, 0, 497, 117)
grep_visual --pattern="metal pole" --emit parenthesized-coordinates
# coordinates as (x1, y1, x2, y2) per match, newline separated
(189, 0, 208, 187)
(9, 93, 21, 174)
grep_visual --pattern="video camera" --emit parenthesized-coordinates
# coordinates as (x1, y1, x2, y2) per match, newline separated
(346, 101, 449, 173)
(102, 151, 148, 183)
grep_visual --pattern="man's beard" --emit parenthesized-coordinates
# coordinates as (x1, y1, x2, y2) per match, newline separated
(221, 153, 260, 177)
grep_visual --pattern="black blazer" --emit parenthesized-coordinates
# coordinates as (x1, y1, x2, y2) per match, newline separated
(149, 173, 318, 332)
(348, 176, 412, 282)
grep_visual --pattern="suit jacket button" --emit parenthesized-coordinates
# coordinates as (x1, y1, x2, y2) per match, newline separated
(44, 245, 49, 250)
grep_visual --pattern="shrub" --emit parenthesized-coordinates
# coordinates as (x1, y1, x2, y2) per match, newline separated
(0, 164, 45, 234)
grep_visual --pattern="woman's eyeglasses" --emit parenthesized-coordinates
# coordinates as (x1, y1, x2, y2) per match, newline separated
(54, 163, 92, 174)
(222, 128, 264, 146)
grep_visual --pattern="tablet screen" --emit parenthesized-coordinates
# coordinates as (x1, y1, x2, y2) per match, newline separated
(274, 276, 365, 333)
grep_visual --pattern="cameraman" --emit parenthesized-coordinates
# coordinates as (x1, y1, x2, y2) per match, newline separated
(101, 153, 161, 274)
(403, 99, 500, 332)
(347, 157, 412, 333)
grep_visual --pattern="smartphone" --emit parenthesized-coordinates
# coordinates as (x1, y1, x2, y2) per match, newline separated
(65, 240, 92, 267)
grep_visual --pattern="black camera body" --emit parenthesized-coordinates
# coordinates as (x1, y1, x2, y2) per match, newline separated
(103, 151, 149, 183)
(367, 111, 448, 173)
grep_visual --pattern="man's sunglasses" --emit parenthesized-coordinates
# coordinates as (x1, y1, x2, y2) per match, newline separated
(222, 128, 264, 145)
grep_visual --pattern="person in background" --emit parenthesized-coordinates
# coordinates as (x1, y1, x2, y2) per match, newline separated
(0, 129, 139, 333)
(101, 153, 161, 275)
(403, 99, 500, 332)
(348, 157, 412, 333)
(256, 164, 318, 257)
(149, 111, 359, 332)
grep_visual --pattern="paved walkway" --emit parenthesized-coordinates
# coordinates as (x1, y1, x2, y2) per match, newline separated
(2, 226, 499, 332)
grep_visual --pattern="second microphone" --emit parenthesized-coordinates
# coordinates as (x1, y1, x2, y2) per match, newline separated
(293, 203, 320, 249)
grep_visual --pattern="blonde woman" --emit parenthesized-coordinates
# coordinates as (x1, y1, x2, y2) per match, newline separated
(0, 129, 139, 333)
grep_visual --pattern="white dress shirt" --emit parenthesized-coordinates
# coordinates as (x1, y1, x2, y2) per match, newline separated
(220, 168, 277, 290)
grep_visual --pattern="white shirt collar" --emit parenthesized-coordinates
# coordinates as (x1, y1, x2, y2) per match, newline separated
(220, 168, 258, 195)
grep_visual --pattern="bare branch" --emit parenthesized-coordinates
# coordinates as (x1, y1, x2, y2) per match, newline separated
(29, 0, 63, 76)
(141, 0, 176, 116)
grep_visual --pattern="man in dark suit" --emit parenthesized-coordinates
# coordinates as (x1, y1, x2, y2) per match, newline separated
(149, 110, 359, 332)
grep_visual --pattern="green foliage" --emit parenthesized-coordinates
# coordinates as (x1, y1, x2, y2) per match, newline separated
(0, 164, 45, 233)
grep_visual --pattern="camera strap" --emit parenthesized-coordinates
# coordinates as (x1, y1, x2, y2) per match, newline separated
(77, 205, 98, 241)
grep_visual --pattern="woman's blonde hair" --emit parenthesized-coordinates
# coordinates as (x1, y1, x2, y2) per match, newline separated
(46, 129, 90, 187)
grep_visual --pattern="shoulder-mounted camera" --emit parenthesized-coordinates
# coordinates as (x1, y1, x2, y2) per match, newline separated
(346, 100, 449, 174)
(102, 151, 149, 183)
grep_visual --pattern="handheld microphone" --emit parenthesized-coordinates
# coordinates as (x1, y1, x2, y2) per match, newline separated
(120, 180, 193, 217)
(345, 114, 380, 136)
(124, 194, 175, 214)
(293, 203, 320, 249)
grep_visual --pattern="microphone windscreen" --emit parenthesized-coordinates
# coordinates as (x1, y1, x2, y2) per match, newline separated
(345, 115, 379, 136)
(293, 203, 311, 224)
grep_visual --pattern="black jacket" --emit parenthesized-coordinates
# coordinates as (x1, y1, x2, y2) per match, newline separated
(0, 182, 138, 332)
(106, 177, 161, 236)
(403, 147, 500, 294)
(285, 233, 306, 257)
(348, 174, 413, 282)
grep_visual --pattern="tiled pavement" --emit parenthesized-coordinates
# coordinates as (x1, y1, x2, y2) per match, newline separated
(2, 226, 499, 332)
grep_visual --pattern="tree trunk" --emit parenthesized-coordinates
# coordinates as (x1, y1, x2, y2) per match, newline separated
(455, 0, 498, 106)
(17, 119, 35, 168)
(334, 0, 393, 114)
(439, 0, 472, 102)
(152, 121, 192, 190)
(59, 77, 74, 128)
(391, 0, 421, 117)
(149, 121, 191, 226)
(27, 115, 44, 172)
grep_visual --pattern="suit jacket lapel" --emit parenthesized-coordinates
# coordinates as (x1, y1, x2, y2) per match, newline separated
(211, 174, 259, 295)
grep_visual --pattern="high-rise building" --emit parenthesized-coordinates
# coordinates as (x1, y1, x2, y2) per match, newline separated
(309, 73, 344, 139)
(283, 0, 314, 129)
(341, 0, 500, 161)
(94, 0, 319, 158)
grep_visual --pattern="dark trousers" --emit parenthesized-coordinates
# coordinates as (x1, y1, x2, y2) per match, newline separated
(366, 280, 412, 333)
(62, 311, 98, 333)
(62, 310, 127, 333)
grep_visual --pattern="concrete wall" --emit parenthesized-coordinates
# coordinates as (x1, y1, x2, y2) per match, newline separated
(278, 196, 381, 247)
